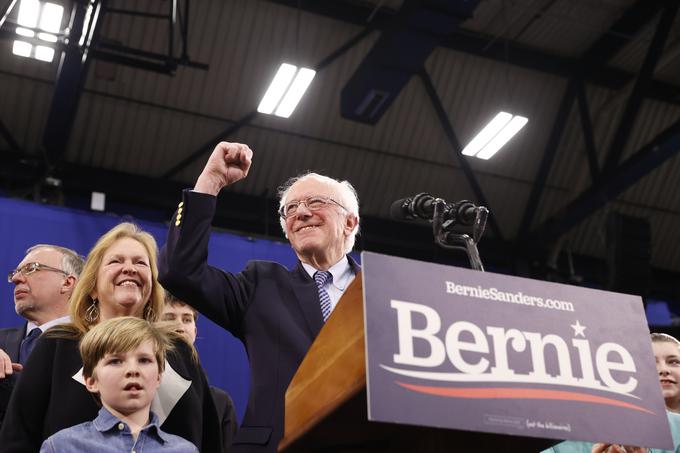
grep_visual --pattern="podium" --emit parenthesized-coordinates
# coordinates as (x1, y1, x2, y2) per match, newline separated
(279, 273, 557, 452)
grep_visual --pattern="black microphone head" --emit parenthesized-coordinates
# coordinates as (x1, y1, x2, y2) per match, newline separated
(455, 200, 477, 226)
(411, 193, 436, 219)
(390, 197, 413, 220)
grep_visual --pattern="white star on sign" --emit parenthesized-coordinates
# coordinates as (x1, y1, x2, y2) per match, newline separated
(571, 320, 586, 337)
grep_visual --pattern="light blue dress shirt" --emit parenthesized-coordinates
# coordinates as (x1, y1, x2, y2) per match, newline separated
(39, 406, 198, 453)
(542, 411, 680, 453)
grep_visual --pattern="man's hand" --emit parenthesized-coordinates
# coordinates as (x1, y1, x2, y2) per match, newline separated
(194, 142, 253, 196)
(592, 443, 648, 453)
(0, 348, 22, 379)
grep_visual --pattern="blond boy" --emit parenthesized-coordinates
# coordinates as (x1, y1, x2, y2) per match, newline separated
(40, 317, 198, 453)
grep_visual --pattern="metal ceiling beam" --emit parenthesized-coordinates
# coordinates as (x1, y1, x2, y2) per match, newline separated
(88, 1, 208, 75)
(443, 32, 680, 106)
(42, 0, 103, 166)
(95, 41, 209, 70)
(266, 0, 680, 106)
(517, 79, 577, 237)
(162, 113, 257, 179)
(0, 116, 20, 151)
(574, 79, 600, 183)
(0, 0, 18, 28)
(531, 117, 680, 246)
(601, 2, 678, 174)
(518, 0, 674, 246)
(91, 49, 177, 75)
(578, 0, 666, 66)
(340, 0, 479, 124)
(419, 69, 504, 240)
(162, 26, 375, 179)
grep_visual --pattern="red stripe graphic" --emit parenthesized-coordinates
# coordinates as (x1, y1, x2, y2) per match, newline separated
(396, 381, 655, 415)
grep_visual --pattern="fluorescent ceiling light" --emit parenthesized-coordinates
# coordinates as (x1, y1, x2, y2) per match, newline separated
(12, 40, 32, 57)
(462, 112, 512, 156)
(16, 27, 35, 38)
(258, 63, 316, 118)
(39, 2, 63, 32)
(257, 63, 298, 114)
(13, 1, 63, 63)
(34, 45, 54, 62)
(38, 32, 57, 42)
(462, 111, 528, 160)
(476, 115, 528, 159)
(17, 0, 39, 28)
(274, 68, 316, 118)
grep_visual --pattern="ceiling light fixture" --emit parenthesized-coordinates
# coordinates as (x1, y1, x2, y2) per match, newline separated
(257, 63, 316, 118)
(462, 111, 528, 160)
(11, 0, 63, 63)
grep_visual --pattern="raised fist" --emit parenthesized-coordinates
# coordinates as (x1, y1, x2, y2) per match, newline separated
(194, 142, 253, 195)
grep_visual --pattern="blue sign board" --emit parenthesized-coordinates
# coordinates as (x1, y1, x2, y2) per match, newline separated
(362, 252, 672, 449)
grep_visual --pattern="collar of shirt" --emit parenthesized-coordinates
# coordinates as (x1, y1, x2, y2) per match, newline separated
(93, 406, 168, 444)
(26, 315, 71, 336)
(301, 256, 352, 291)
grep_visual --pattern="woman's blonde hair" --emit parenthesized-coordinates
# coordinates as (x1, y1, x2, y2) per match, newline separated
(81, 317, 174, 379)
(68, 222, 165, 335)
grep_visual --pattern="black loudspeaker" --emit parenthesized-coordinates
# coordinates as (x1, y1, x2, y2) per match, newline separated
(606, 212, 652, 296)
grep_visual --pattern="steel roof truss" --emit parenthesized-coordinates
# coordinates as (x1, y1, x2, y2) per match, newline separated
(575, 79, 600, 183)
(601, 2, 678, 175)
(517, 78, 577, 238)
(532, 118, 680, 246)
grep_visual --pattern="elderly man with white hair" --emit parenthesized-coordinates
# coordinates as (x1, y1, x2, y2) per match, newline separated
(159, 141, 361, 453)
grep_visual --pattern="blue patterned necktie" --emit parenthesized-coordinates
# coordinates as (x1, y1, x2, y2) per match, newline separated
(19, 328, 41, 364)
(314, 271, 333, 322)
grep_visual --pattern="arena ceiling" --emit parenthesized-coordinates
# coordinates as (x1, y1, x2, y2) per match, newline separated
(1, 0, 680, 299)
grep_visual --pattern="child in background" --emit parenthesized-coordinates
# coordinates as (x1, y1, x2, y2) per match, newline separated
(40, 317, 198, 453)
(544, 333, 680, 453)
(162, 293, 238, 451)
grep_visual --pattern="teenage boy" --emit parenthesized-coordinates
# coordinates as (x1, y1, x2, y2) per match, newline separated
(39, 317, 198, 453)
(162, 294, 238, 450)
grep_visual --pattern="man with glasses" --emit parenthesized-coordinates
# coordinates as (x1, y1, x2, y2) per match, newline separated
(1, 245, 84, 426)
(159, 141, 360, 453)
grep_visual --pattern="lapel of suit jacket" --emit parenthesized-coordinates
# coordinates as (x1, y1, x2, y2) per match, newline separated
(5, 323, 26, 362)
(347, 254, 361, 274)
(290, 262, 324, 339)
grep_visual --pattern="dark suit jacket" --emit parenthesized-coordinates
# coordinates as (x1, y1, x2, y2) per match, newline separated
(159, 190, 360, 453)
(0, 325, 23, 363)
(0, 334, 222, 453)
(0, 324, 25, 428)
(212, 385, 238, 451)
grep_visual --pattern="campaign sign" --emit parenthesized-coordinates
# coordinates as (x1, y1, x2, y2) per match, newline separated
(362, 252, 672, 449)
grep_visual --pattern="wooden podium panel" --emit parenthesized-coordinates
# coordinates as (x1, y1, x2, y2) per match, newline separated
(280, 274, 557, 452)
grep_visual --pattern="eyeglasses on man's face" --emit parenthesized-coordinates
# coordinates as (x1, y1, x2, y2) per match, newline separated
(279, 196, 347, 219)
(7, 262, 68, 283)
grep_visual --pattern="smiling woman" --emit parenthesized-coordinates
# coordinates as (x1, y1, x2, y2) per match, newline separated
(0, 223, 224, 453)
(92, 237, 153, 320)
(68, 223, 165, 332)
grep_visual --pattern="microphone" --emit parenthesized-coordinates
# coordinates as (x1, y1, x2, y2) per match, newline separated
(390, 193, 479, 226)
(449, 200, 477, 226)
(389, 193, 439, 220)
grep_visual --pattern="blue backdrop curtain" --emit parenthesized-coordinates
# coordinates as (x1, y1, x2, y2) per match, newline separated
(0, 196, 303, 422)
